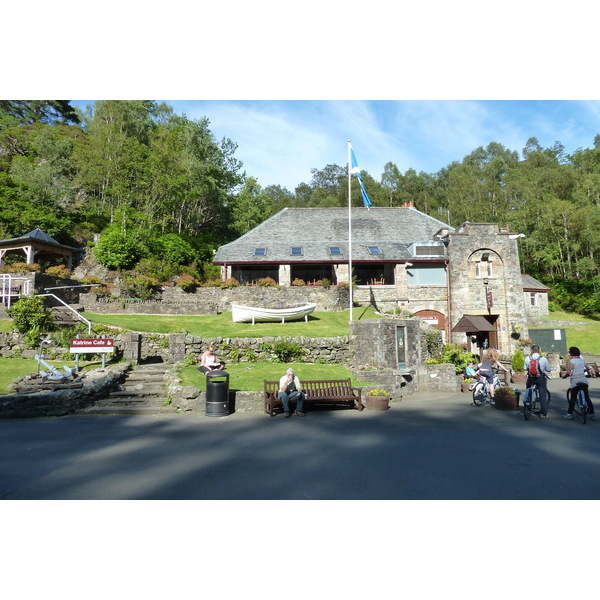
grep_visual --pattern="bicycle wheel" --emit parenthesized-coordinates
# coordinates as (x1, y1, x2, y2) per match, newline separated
(523, 388, 532, 420)
(472, 383, 487, 407)
(580, 391, 587, 424)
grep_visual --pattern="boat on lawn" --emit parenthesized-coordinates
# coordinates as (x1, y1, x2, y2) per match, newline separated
(231, 302, 317, 324)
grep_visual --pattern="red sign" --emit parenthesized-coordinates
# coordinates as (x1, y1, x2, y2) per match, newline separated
(486, 290, 494, 308)
(70, 338, 115, 353)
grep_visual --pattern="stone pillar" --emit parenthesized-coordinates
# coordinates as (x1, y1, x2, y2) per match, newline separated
(335, 263, 349, 284)
(169, 333, 187, 364)
(279, 264, 291, 286)
(121, 332, 141, 363)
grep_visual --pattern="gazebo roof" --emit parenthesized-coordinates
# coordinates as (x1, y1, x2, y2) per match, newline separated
(0, 228, 80, 251)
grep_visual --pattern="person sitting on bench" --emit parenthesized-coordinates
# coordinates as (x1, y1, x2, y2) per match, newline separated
(278, 368, 305, 418)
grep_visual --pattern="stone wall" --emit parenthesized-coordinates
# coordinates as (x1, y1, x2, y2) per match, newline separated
(79, 285, 350, 315)
(0, 362, 129, 419)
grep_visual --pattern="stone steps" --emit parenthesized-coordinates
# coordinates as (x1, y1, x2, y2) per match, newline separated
(76, 362, 172, 415)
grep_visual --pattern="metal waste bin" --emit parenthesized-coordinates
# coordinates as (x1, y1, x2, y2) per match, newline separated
(205, 371, 230, 417)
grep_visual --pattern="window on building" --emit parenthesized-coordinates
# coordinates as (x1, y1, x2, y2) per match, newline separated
(475, 261, 493, 278)
(290, 247, 303, 256)
(368, 246, 382, 255)
(412, 243, 446, 256)
(329, 247, 342, 255)
(407, 264, 447, 286)
(529, 292, 538, 306)
(254, 248, 266, 256)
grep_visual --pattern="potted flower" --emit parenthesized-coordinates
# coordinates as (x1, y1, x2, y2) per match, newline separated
(511, 349, 528, 384)
(365, 388, 391, 411)
(461, 378, 477, 393)
(493, 386, 520, 411)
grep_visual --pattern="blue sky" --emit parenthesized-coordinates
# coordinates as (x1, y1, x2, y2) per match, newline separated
(73, 100, 600, 191)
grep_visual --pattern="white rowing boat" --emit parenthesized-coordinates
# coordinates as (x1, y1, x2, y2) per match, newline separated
(231, 302, 317, 324)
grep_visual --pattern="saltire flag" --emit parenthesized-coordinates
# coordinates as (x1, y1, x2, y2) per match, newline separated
(350, 145, 372, 209)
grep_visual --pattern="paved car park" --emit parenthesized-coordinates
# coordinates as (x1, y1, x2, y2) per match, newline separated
(1, 376, 599, 500)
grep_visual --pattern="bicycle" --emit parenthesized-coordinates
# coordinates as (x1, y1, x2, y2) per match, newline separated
(472, 372, 506, 407)
(523, 378, 552, 420)
(566, 384, 589, 424)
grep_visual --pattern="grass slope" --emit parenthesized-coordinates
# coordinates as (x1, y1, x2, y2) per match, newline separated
(82, 306, 381, 337)
(179, 362, 377, 392)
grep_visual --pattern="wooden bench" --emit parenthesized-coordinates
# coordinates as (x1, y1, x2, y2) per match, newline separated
(263, 378, 363, 416)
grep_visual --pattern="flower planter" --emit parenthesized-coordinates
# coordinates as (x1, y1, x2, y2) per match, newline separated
(461, 381, 474, 393)
(511, 373, 528, 384)
(493, 389, 520, 411)
(365, 396, 390, 411)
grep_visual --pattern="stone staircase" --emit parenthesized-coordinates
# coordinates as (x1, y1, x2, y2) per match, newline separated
(76, 361, 173, 415)
(49, 304, 84, 326)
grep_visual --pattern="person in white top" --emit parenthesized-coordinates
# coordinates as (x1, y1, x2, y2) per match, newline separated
(198, 345, 226, 374)
(562, 346, 595, 420)
(278, 368, 305, 417)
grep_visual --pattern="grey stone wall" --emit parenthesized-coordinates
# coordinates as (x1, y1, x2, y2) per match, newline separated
(79, 285, 350, 315)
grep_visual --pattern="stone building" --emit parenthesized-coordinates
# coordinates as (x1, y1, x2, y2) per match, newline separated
(214, 206, 548, 356)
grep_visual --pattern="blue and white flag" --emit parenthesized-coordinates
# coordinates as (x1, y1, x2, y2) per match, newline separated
(349, 145, 372, 209)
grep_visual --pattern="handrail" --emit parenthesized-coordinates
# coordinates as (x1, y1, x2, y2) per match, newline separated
(1, 274, 30, 310)
(38, 293, 92, 334)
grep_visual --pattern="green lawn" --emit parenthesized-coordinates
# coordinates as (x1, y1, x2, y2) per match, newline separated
(179, 362, 377, 392)
(82, 306, 381, 337)
(536, 311, 600, 354)
(0, 357, 105, 394)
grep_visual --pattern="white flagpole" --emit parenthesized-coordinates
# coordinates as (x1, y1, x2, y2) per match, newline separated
(348, 140, 353, 321)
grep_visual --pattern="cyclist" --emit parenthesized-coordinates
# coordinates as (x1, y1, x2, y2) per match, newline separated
(562, 346, 595, 420)
(475, 348, 509, 400)
(524, 344, 552, 418)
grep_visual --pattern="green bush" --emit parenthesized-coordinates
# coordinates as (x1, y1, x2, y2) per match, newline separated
(272, 339, 304, 363)
(441, 344, 477, 374)
(511, 348, 525, 373)
(122, 275, 161, 301)
(7, 294, 56, 348)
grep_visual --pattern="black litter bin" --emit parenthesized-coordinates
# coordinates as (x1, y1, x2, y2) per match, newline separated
(205, 370, 230, 417)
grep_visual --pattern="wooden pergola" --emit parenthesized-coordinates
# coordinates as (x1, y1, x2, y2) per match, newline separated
(0, 228, 81, 270)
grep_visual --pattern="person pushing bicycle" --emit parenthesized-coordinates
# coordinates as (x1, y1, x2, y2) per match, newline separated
(524, 344, 552, 418)
(562, 346, 595, 420)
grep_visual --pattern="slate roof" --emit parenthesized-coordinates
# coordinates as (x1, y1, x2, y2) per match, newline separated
(0, 228, 80, 251)
(451, 315, 498, 333)
(521, 274, 550, 291)
(214, 207, 454, 264)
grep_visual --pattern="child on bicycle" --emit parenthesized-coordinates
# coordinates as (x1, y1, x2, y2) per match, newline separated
(561, 346, 595, 420)
(475, 348, 509, 400)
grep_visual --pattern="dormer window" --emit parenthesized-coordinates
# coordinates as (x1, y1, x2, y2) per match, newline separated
(291, 247, 303, 256)
(254, 248, 266, 256)
(368, 246, 382, 255)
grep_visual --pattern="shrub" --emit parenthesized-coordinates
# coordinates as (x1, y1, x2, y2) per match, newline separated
(7, 294, 56, 348)
(441, 344, 478, 374)
(45, 265, 71, 278)
(122, 275, 161, 301)
(512, 349, 525, 373)
(175, 274, 199, 292)
(291, 278, 305, 286)
(0, 262, 40, 274)
(272, 339, 304, 362)
(220, 278, 240, 289)
(256, 277, 278, 287)
(321, 278, 331, 289)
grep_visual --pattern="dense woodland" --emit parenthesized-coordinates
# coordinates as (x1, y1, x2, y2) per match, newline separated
(1, 100, 599, 316)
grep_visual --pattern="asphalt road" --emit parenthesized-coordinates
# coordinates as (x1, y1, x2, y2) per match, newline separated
(2, 376, 600, 500)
